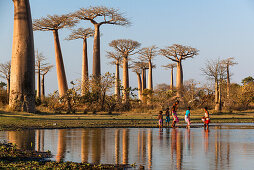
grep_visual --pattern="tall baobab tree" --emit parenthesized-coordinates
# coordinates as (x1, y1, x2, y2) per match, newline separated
(138, 46, 158, 91)
(35, 50, 46, 101)
(132, 65, 142, 101)
(33, 14, 77, 97)
(202, 59, 226, 111)
(73, 6, 130, 78)
(0, 61, 11, 97)
(160, 44, 199, 97)
(107, 51, 122, 101)
(41, 65, 54, 101)
(109, 39, 141, 103)
(10, 0, 35, 112)
(221, 57, 237, 100)
(162, 63, 177, 90)
(66, 28, 94, 95)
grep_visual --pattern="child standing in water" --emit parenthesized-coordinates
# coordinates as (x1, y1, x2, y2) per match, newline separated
(185, 107, 191, 128)
(202, 107, 210, 129)
(171, 105, 179, 128)
(165, 108, 170, 127)
(158, 111, 163, 128)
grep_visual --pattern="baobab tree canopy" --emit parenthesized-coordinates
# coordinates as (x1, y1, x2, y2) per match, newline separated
(138, 46, 158, 61)
(66, 28, 94, 40)
(160, 44, 199, 62)
(33, 14, 77, 31)
(73, 6, 130, 26)
(109, 39, 141, 57)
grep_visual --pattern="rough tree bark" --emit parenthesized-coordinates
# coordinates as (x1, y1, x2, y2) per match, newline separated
(81, 38, 88, 95)
(136, 72, 142, 101)
(142, 68, 146, 91)
(36, 61, 41, 100)
(148, 60, 153, 90)
(115, 63, 120, 101)
(176, 61, 183, 97)
(41, 74, 45, 101)
(122, 57, 129, 103)
(171, 67, 174, 90)
(9, 0, 35, 112)
(93, 24, 101, 77)
(53, 30, 68, 97)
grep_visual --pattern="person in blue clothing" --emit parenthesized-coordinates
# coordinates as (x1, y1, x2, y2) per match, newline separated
(165, 108, 170, 127)
(185, 107, 191, 128)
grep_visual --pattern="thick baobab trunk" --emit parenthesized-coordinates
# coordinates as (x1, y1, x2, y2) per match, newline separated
(148, 60, 153, 90)
(93, 24, 100, 77)
(9, 0, 35, 113)
(122, 57, 129, 103)
(136, 73, 142, 101)
(147, 61, 153, 104)
(142, 69, 146, 90)
(7, 77, 10, 98)
(214, 79, 220, 111)
(176, 61, 183, 97)
(41, 74, 45, 101)
(52, 30, 68, 97)
(171, 67, 174, 90)
(36, 64, 41, 100)
(81, 38, 88, 95)
(115, 64, 120, 101)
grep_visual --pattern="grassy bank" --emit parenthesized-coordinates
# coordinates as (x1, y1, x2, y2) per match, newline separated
(0, 109, 253, 130)
(0, 143, 131, 169)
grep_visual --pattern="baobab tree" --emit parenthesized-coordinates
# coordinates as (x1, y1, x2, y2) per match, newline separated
(138, 46, 158, 91)
(131, 64, 142, 101)
(35, 50, 53, 101)
(107, 51, 122, 101)
(33, 14, 77, 97)
(0, 61, 11, 97)
(10, 0, 35, 112)
(73, 6, 130, 78)
(109, 39, 141, 103)
(35, 50, 46, 101)
(202, 59, 226, 111)
(160, 44, 199, 97)
(66, 28, 94, 95)
(41, 65, 54, 101)
(162, 63, 177, 90)
(221, 57, 237, 100)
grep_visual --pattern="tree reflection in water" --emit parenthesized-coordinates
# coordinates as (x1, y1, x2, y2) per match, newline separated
(2, 127, 254, 170)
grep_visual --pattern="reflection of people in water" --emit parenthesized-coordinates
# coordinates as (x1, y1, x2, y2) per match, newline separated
(185, 128, 191, 153)
(171, 128, 183, 170)
(203, 128, 209, 153)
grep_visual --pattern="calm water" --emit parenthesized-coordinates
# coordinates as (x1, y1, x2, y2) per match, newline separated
(0, 124, 254, 170)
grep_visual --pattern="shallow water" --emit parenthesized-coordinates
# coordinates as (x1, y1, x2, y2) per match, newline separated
(0, 124, 254, 170)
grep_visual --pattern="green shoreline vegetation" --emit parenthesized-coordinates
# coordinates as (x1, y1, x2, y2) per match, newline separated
(0, 143, 132, 169)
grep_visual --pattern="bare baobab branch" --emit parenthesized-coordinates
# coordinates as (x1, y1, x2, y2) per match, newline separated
(109, 39, 140, 103)
(72, 6, 130, 78)
(160, 44, 199, 97)
(66, 28, 94, 95)
(65, 28, 94, 40)
(33, 14, 78, 31)
(33, 14, 77, 97)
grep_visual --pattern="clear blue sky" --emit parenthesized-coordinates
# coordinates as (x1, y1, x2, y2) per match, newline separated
(1, 0, 254, 94)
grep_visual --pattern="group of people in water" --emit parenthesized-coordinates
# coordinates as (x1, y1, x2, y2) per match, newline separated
(158, 101, 210, 129)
